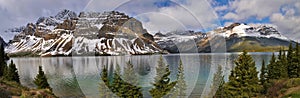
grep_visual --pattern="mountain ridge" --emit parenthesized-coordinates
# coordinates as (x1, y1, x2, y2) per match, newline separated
(4, 10, 163, 57)
(2, 10, 298, 56)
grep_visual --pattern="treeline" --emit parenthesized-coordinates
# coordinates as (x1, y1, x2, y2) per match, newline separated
(213, 43, 300, 97)
(99, 56, 187, 98)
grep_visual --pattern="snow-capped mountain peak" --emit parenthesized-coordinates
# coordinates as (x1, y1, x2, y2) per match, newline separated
(5, 10, 162, 56)
(218, 23, 288, 40)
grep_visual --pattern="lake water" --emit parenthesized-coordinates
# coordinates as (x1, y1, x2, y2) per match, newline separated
(11, 52, 275, 98)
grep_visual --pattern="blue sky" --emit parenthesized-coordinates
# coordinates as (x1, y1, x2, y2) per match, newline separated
(0, 0, 300, 41)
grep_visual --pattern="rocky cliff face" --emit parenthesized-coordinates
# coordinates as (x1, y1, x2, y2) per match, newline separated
(5, 10, 162, 57)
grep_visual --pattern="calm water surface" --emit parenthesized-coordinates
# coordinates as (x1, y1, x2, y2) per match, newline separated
(11, 52, 275, 98)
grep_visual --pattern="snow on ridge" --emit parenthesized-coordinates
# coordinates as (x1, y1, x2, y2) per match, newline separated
(220, 23, 289, 40)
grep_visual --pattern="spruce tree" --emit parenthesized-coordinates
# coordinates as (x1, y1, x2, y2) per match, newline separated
(208, 65, 224, 97)
(123, 60, 138, 85)
(213, 76, 225, 98)
(296, 43, 300, 77)
(289, 45, 299, 78)
(99, 66, 114, 98)
(278, 50, 288, 78)
(150, 56, 177, 98)
(267, 53, 280, 79)
(111, 64, 123, 96)
(0, 44, 6, 77)
(33, 66, 52, 91)
(5, 60, 20, 83)
(223, 51, 260, 97)
(170, 60, 187, 98)
(111, 64, 143, 97)
(260, 59, 268, 94)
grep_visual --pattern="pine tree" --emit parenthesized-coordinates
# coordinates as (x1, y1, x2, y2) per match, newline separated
(260, 59, 268, 94)
(150, 56, 177, 98)
(223, 51, 260, 97)
(111, 64, 123, 96)
(123, 60, 138, 85)
(267, 53, 280, 79)
(289, 44, 299, 78)
(99, 66, 114, 98)
(296, 43, 300, 77)
(33, 66, 52, 91)
(155, 55, 167, 81)
(278, 49, 288, 78)
(213, 76, 225, 98)
(0, 44, 6, 77)
(5, 60, 20, 83)
(208, 65, 224, 97)
(111, 64, 143, 97)
(170, 60, 187, 98)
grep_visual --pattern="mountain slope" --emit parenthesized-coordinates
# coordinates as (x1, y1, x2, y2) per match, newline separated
(5, 10, 162, 57)
(155, 23, 296, 53)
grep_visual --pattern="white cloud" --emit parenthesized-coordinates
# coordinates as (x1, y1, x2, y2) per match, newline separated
(214, 5, 228, 11)
(223, 12, 239, 20)
(218, 0, 300, 41)
(136, 13, 186, 33)
(132, 0, 220, 33)
(225, 0, 297, 20)
(270, 13, 300, 41)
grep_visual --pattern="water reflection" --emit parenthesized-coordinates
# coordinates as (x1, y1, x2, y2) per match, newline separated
(11, 53, 274, 97)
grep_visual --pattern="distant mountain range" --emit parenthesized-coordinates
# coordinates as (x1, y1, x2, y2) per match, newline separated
(154, 23, 296, 53)
(1, 10, 297, 57)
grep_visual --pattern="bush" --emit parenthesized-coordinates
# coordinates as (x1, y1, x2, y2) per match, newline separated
(285, 78, 300, 88)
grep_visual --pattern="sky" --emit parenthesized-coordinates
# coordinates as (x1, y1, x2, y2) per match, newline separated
(0, 0, 300, 41)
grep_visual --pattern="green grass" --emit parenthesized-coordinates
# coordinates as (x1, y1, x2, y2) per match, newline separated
(229, 40, 288, 52)
(283, 91, 300, 98)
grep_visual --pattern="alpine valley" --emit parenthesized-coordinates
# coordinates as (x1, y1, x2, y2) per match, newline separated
(1, 10, 297, 57)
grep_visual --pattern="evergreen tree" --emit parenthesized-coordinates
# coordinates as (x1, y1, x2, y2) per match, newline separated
(99, 66, 114, 98)
(213, 76, 225, 98)
(111, 64, 143, 97)
(296, 43, 300, 77)
(111, 64, 123, 96)
(33, 66, 52, 91)
(155, 55, 167, 82)
(289, 44, 299, 78)
(5, 60, 20, 83)
(267, 53, 280, 79)
(276, 49, 288, 78)
(150, 56, 177, 98)
(208, 65, 224, 97)
(260, 59, 268, 94)
(123, 60, 138, 85)
(170, 60, 187, 98)
(0, 44, 6, 77)
(223, 51, 260, 97)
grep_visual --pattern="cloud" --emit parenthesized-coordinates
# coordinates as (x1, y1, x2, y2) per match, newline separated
(270, 12, 300, 41)
(129, 0, 220, 33)
(87, 0, 221, 34)
(214, 5, 228, 11)
(218, 0, 300, 41)
(223, 12, 239, 20)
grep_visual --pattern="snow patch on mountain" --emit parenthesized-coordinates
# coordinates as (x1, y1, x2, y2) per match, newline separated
(218, 23, 288, 40)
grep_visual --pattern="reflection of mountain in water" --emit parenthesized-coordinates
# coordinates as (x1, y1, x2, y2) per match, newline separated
(10, 53, 275, 97)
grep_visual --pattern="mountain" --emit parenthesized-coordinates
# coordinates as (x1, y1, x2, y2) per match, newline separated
(5, 10, 162, 57)
(155, 23, 296, 53)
